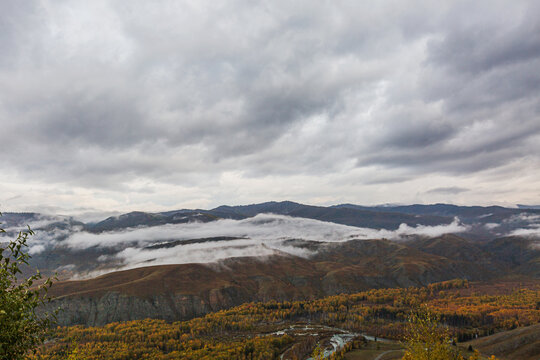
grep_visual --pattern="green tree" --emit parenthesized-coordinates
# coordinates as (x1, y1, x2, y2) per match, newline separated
(402, 305, 460, 360)
(0, 214, 56, 359)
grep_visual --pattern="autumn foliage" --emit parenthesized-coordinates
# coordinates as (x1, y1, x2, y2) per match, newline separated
(32, 279, 539, 359)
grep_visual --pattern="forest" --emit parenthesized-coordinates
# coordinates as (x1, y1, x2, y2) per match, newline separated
(32, 279, 539, 359)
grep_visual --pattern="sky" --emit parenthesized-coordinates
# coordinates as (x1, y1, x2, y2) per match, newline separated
(1, 0, 540, 216)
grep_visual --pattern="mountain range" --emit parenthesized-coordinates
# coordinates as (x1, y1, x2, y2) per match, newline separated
(4, 200, 540, 235)
(1, 201, 539, 327)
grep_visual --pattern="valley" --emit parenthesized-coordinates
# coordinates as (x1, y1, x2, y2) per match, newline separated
(2, 201, 540, 359)
(32, 279, 540, 359)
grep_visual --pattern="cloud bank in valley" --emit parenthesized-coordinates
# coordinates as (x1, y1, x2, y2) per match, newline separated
(61, 214, 468, 272)
(510, 227, 540, 237)
(0, 214, 75, 255)
(65, 213, 469, 249)
(499, 213, 540, 251)
(507, 213, 540, 240)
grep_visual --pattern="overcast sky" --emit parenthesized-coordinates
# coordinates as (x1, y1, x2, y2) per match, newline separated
(1, 0, 540, 215)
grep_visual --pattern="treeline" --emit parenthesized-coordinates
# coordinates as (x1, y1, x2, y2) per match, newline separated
(33, 279, 539, 359)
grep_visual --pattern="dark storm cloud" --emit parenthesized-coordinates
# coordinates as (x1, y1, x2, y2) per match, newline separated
(0, 0, 539, 209)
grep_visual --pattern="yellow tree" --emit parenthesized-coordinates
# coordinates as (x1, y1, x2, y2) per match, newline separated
(402, 305, 461, 360)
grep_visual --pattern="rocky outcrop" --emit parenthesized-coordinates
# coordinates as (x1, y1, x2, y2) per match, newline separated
(42, 286, 250, 326)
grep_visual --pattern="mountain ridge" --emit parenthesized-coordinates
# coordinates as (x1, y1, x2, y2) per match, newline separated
(3, 201, 540, 234)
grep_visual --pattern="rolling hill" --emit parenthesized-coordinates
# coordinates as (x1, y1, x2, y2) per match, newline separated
(44, 235, 539, 326)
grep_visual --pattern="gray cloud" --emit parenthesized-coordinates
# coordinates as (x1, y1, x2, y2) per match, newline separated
(426, 187, 469, 195)
(427, 2, 540, 76)
(1, 1, 539, 210)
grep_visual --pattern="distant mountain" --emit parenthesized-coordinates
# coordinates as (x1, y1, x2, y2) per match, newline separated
(332, 203, 540, 222)
(208, 201, 454, 229)
(82, 201, 540, 233)
(82, 201, 459, 231)
(5, 201, 540, 236)
(0, 212, 73, 230)
(517, 204, 540, 209)
(85, 210, 218, 232)
(211, 200, 306, 217)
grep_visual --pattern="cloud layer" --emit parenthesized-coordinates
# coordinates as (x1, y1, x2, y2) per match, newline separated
(1, 1, 539, 211)
(60, 213, 468, 272)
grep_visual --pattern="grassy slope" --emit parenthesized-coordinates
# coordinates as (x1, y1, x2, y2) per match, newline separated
(464, 323, 540, 360)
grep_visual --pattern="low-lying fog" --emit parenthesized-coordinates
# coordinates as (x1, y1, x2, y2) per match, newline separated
(73, 214, 468, 272)
(4, 214, 467, 276)
(65, 214, 468, 249)
(2, 212, 539, 278)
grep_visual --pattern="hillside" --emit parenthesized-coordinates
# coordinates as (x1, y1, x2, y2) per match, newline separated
(34, 280, 540, 359)
(44, 235, 539, 326)
(465, 324, 540, 360)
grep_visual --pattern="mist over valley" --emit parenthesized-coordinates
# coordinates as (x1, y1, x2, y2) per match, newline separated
(3, 201, 539, 279)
